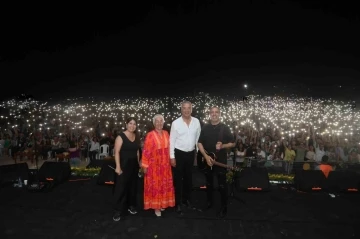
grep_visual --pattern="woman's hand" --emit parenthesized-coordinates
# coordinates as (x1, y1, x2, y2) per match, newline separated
(115, 166, 122, 175)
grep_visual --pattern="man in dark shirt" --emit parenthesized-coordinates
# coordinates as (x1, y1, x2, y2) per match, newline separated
(198, 106, 235, 218)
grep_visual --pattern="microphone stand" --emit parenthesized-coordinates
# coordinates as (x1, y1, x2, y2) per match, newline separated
(30, 102, 41, 189)
(30, 133, 40, 188)
(32, 144, 40, 187)
(228, 155, 248, 205)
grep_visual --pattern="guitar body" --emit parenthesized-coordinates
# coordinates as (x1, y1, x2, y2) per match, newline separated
(199, 151, 240, 171)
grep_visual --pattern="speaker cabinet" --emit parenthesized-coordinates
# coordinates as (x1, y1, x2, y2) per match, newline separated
(294, 170, 327, 192)
(0, 163, 29, 185)
(235, 167, 270, 191)
(97, 160, 116, 185)
(38, 162, 71, 184)
(327, 171, 360, 193)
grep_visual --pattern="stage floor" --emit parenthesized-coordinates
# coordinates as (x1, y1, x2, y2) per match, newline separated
(1, 174, 360, 239)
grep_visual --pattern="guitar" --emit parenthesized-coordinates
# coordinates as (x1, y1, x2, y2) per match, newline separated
(199, 151, 241, 172)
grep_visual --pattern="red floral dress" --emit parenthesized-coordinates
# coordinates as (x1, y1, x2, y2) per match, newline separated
(141, 130, 175, 210)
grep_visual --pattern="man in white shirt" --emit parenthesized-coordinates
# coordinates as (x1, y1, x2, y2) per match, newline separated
(312, 131, 325, 163)
(170, 101, 201, 215)
(89, 137, 100, 162)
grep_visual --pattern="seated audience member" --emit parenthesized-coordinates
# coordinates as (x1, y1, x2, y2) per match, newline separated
(69, 141, 81, 167)
(348, 150, 360, 163)
(315, 155, 333, 178)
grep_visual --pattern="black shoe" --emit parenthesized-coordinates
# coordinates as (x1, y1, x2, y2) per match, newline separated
(113, 211, 121, 221)
(182, 200, 196, 210)
(216, 206, 227, 218)
(182, 200, 191, 207)
(176, 205, 183, 215)
(128, 206, 138, 215)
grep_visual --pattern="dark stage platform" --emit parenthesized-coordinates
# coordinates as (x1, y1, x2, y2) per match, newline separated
(1, 173, 360, 239)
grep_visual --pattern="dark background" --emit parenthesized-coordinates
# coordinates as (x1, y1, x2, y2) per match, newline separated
(1, 0, 359, 102)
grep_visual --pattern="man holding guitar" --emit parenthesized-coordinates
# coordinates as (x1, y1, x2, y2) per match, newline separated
(198, 106, 235, 218)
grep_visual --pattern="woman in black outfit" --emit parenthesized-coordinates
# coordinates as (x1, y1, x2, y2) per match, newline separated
(113, 117, 141, 222)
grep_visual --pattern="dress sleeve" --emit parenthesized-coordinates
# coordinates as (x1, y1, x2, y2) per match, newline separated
(141, 132, 153, 168)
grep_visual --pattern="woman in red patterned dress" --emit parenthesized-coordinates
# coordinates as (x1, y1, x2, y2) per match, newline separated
(141, 114, 175, 217)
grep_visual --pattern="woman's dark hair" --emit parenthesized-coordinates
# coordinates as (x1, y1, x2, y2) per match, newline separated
(125, 117, 137, 125)
(125, 117, 140, 144)
(236, 140, 245, 152)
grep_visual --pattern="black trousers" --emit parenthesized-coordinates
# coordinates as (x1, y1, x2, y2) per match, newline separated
(173, 148, 195, 206)
(89, 151, 97, 162)
(113, 159, 138, 213)
(204, 167, 228, 207)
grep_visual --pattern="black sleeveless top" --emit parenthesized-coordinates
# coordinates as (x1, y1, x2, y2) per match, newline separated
(119, 132, 140, 167)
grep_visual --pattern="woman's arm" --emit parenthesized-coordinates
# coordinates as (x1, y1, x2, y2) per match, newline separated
(114, 136, 123, 174)
(137, 149, 140, 166)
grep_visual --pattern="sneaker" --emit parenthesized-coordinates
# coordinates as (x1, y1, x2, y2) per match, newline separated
(113, 211, 121, 221)
(128, 206, 138, 215)
(160, 208, 165, 211)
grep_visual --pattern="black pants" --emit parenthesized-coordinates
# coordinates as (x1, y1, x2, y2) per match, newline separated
(81, 148, 88, 160)
(173, 148, 195, 206)
(204, 167, 228, 207)
(41, 148, 48, 159)
(89, 151, 97, 162)
(113, 159, 138, 213)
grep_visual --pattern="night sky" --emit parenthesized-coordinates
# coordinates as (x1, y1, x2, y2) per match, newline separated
(1, 0, 360, 102)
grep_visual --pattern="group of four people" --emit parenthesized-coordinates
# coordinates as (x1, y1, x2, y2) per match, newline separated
(112, 101, 235, 221)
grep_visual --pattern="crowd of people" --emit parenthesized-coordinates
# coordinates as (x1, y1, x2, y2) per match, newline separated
(0, 94, 360, 220)
(0, 93, 359, 163)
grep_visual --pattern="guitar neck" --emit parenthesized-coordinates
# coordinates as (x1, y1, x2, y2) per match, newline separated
(213, 161, 230, 169)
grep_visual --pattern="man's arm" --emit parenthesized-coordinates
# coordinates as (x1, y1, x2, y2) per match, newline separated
(195, 119, 201, 152)
(312, 127, 318, 149)
(198, 142, 213, 166)
(169, 122, 177, 159)
(221, 125, 235, 149)
(222, 142, 235, 149)
(197, 142, 207, 158)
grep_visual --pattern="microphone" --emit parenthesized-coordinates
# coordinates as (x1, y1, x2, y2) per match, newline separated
(108, 165, 122, 175)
